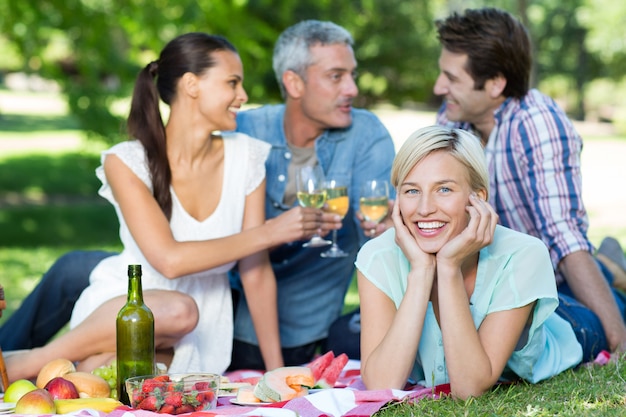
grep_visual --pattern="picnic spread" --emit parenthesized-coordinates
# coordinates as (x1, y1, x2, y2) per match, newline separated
(6, 359, 450, 417)
(4, 351, 611, 417)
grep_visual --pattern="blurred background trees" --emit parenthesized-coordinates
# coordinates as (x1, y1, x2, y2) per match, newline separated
(1, 0, 625, 142)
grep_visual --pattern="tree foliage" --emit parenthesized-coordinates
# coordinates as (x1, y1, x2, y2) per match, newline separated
(1, 0, 625, 138)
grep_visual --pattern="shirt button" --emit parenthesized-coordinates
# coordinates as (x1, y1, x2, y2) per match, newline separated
(284, 151, 292, 159)
(438, 339, 443, 346)
(278, 175, 286, 182)
(437, 366, 444, 372)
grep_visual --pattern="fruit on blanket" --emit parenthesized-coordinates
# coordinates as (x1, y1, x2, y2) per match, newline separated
(92, 360, 118, 399)
(4, 379, 37, 403)
(315, 353, 349, 389)
(253, 366, 314, 402)
(36, 358, 76, 388)
(63, 371, 111, 398)
(307, 350, 335, 381)
(15, 388, 56, 414)
(54, 397, 124, 414)
(235, 385, 261, 404)
(44, 377, 80, 399)
(126, 373, 219, 414)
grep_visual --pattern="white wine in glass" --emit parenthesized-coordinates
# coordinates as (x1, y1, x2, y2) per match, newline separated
(296, 165, 332, 248)
(321, 180, 349, 258)
(359, 180, 390, 236)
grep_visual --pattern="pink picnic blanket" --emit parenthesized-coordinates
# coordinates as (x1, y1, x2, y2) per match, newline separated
(18, 360, 447, 417)
(8, 352, 611, 417)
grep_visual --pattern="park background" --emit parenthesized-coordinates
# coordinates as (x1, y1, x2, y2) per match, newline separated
(1, 1, 626, 415)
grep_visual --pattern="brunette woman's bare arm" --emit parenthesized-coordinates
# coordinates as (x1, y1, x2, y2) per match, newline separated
(104, 155, 317, 278)
(238, 182, 283, 370)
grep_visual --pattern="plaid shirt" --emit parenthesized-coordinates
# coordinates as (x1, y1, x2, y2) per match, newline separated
(437, 89, 593, 281)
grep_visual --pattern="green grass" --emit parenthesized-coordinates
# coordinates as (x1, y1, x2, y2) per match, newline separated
(1, 113, 78, 132)
(377, 361, 626, 416)
(1, 88, 626, 416)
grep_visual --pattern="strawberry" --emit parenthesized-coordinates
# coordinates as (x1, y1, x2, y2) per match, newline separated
(193, 381, 209, 391)
(131, 390, 146, 406)
(164, 391, 183, 408)
(159, 404, 176, 414)
(204, 390, 215, 402)
(167, 380, 184, 393)
(138, 396, 159, 411)
(183, 391, 200, 407)
(175, 404, 195, 414)
(153, 375, 171, 382)
(142, 378, 165, 394)
(194, 389, 215, 404)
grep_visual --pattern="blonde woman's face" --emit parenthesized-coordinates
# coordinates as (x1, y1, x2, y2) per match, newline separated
(397, 150, 480, 254)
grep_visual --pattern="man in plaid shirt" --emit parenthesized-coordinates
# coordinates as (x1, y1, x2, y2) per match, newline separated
(433, 7, 626, 361)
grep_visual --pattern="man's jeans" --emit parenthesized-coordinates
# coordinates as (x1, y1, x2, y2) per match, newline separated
(0, 250, 114, 350)
(556, 259, 626, 362)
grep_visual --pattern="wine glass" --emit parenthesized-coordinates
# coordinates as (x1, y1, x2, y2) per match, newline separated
(296, 165, 332, 248)
(359, 180, 390, 237)
(321, 179, 349, 258)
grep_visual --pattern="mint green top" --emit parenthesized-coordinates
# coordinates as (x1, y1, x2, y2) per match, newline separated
(356, 225, 582, 386)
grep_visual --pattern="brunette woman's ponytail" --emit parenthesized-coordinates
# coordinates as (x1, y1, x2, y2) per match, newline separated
(127, 60, 172, 219)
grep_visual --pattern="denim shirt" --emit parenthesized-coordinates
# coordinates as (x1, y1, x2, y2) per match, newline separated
(230, 104, 395, 347)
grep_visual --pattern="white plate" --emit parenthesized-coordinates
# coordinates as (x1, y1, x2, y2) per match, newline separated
(0, 402, 15, 414)
(230, 398, 274, 406)
(0, 403, 15, 412)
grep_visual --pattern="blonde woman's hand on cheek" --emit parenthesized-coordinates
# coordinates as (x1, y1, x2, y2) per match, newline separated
(392, 198, 435, 270)
(437, 193, 498, 266)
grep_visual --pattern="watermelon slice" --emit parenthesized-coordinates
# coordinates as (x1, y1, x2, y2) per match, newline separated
(315, 353, 349, 389)
(307, 351, 335, 382)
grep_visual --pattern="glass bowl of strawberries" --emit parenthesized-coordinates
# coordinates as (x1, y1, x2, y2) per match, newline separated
(125, 373, 220, 414)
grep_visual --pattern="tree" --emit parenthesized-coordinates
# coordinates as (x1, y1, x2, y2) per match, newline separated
(0, 0, 281, 143)
(0, 1, 446, 140)
(3, 0, 623, 135)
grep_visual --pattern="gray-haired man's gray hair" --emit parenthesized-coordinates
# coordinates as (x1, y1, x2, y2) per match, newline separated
(272, 20, 354, 98)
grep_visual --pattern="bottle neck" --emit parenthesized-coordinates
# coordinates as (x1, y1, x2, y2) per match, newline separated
(127, 275, 144, 304)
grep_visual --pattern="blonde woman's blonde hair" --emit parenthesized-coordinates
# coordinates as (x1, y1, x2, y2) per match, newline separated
(391, 126, 489, 199)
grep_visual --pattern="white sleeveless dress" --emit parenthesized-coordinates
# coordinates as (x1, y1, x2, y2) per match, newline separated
(69, 132, 271, 374)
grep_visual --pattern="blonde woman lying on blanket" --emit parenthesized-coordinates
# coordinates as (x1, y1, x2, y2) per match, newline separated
(356, 126, 582, 399)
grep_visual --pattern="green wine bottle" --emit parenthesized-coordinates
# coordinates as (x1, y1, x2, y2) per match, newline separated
(116, 264, 155, 405)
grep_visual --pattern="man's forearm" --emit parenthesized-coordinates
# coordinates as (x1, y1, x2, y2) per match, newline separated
(559, 250, 626, 352)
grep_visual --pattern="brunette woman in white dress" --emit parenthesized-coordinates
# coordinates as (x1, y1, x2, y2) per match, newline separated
(7, 33, 323, 381)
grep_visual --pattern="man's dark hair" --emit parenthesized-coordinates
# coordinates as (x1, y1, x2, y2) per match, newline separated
(435, 7, 531, 99)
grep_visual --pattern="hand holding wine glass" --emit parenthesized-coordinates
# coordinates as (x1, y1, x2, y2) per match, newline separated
(321, 179, 349, 258)
(359, 179, 390, 237)
(296, 165, 332, 248)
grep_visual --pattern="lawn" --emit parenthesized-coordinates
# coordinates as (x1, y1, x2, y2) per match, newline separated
(1, 88, 626, 416)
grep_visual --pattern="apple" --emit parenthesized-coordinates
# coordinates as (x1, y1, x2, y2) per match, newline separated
(3, 378, 37, 403)
(14, 388, 56, 414)
(44, 376, 80, 399)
